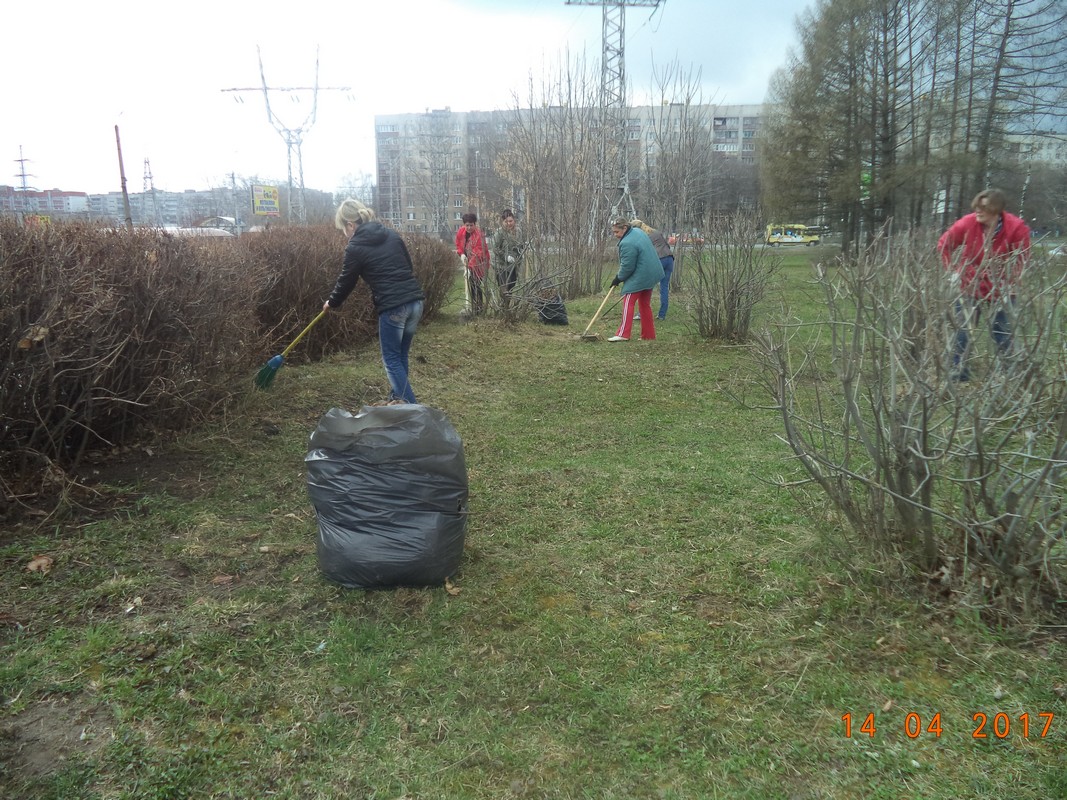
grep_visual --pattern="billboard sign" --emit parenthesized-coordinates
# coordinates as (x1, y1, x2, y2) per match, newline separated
(251, 185, 281, 217)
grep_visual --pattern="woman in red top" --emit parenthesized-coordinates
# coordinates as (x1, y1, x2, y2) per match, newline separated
(937, 188, 1031, 381)
(455, 212, 491, 315)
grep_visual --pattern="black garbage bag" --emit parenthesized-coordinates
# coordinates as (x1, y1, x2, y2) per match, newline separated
(306, 405, 468, 589)
(537, 293, 569, 325)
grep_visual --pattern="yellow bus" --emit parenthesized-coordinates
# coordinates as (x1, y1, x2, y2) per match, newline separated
(765, 224, 821, 246)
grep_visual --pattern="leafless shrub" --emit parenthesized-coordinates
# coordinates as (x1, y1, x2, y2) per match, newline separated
(0, 220, 265, 515)
(693, 213, 780, 341)
(0, 220, 457, 520)
(756, 229, 1067, 614)
(400, 233, 457, 321)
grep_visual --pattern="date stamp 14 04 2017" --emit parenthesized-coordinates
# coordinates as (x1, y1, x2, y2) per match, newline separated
(841, 711, 1055, 740)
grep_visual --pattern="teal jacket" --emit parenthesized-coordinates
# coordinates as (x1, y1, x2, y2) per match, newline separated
(615, 227, 665, 293)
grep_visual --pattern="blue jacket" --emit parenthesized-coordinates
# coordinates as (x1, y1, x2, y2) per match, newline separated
(615, 227, 664, 293)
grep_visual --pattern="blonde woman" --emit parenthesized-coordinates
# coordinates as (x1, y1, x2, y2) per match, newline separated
(632, 219, 674, 320)
(323, 199, 425, 403)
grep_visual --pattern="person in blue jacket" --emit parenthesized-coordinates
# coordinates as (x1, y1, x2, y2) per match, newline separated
(608, 217, 664, 341)
(323, 199, 425, 403)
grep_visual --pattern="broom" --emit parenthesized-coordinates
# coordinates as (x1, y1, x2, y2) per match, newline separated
(254, 310, 327, 390)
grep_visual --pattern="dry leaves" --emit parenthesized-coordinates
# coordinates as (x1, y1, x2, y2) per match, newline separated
(17, 325, 49, 350)
(25, 555, 54, 574)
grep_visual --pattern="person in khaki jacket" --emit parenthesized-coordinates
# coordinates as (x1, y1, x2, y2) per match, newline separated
(491, 208, 524, 311)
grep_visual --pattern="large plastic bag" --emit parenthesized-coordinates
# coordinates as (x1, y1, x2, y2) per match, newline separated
(305, 405, 468, 588)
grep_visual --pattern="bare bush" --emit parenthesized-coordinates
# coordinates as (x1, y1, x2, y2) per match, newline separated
(756, 230, 1067, 613)
(0, 221, 266, 515)
(0, 221, 457, 520)
(244, 225, 365, 362)
(399, 233, 457, 321)
(693, 213, 779, 341)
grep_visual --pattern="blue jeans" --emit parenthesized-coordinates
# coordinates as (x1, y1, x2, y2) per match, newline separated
(658, 256, 674, 319)
(379, 300, 423, 403)
(952, 298, 1012, 380)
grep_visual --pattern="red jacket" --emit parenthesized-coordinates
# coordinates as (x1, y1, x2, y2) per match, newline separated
(938, 211, 1030, 300)
(455, 226, 491, 279)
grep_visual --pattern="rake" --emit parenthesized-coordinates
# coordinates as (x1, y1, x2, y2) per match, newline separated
(579, 286, 617, 341)
(253, 310, 327, 390)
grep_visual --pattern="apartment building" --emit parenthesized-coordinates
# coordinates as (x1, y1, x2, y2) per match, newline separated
(1005, 131, 1067, 166)
(0, 186, 89, 215)
(374, 103, 764, 236)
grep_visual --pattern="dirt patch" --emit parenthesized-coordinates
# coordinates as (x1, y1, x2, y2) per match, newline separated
(0, 696, 112, 785)
(75, 443, 214, 502)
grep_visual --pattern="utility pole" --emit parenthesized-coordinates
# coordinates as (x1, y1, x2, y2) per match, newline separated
(231, 173, 243, 236)
(114, 126, 134, 232)
(222, 47, 350, 225)
(565, 0, 663, 226)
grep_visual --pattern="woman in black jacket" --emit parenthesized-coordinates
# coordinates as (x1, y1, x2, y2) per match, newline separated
(323, 199, 425, 403)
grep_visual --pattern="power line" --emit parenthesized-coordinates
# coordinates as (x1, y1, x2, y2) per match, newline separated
(14, 145, 36, 192)
(565, 1, 664, 224)
(222, 46, 351, 224)
(142, 158, 159, 226)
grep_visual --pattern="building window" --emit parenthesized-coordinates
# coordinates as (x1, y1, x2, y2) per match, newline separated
(407, 212, 416, 220)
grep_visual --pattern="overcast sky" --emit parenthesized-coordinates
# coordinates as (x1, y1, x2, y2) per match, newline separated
(2, 0, 811, 195)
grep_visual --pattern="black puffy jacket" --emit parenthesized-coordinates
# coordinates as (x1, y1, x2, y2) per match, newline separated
(327, 222, 425, 313)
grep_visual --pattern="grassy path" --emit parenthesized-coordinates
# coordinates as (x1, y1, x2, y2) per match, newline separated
(1, 294, 1064, 799)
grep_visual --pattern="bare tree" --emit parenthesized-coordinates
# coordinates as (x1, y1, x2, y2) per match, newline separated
(639, 60, 716, 236)
(500, 55, 607, 296)
(761, 0, 1067, 245)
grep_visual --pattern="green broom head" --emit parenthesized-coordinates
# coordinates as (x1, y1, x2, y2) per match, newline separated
(253, 354, 284, 390)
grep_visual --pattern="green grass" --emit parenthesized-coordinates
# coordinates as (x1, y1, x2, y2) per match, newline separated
(1, 265, 1064, 799)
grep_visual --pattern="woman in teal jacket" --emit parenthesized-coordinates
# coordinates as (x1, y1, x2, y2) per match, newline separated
(608, 218, 664, 341)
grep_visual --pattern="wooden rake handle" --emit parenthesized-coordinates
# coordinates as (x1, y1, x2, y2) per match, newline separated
(582, 286, 617, 337)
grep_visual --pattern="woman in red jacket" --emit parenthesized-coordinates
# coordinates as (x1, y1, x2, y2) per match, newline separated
(938, 188, 1030, 381)
(455, 212, 491, 315)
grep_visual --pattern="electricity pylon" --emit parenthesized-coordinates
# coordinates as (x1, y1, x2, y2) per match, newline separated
(222, 47, 350, 224)
(566, 0, 663, 226)
(142, 158, 159, 226)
